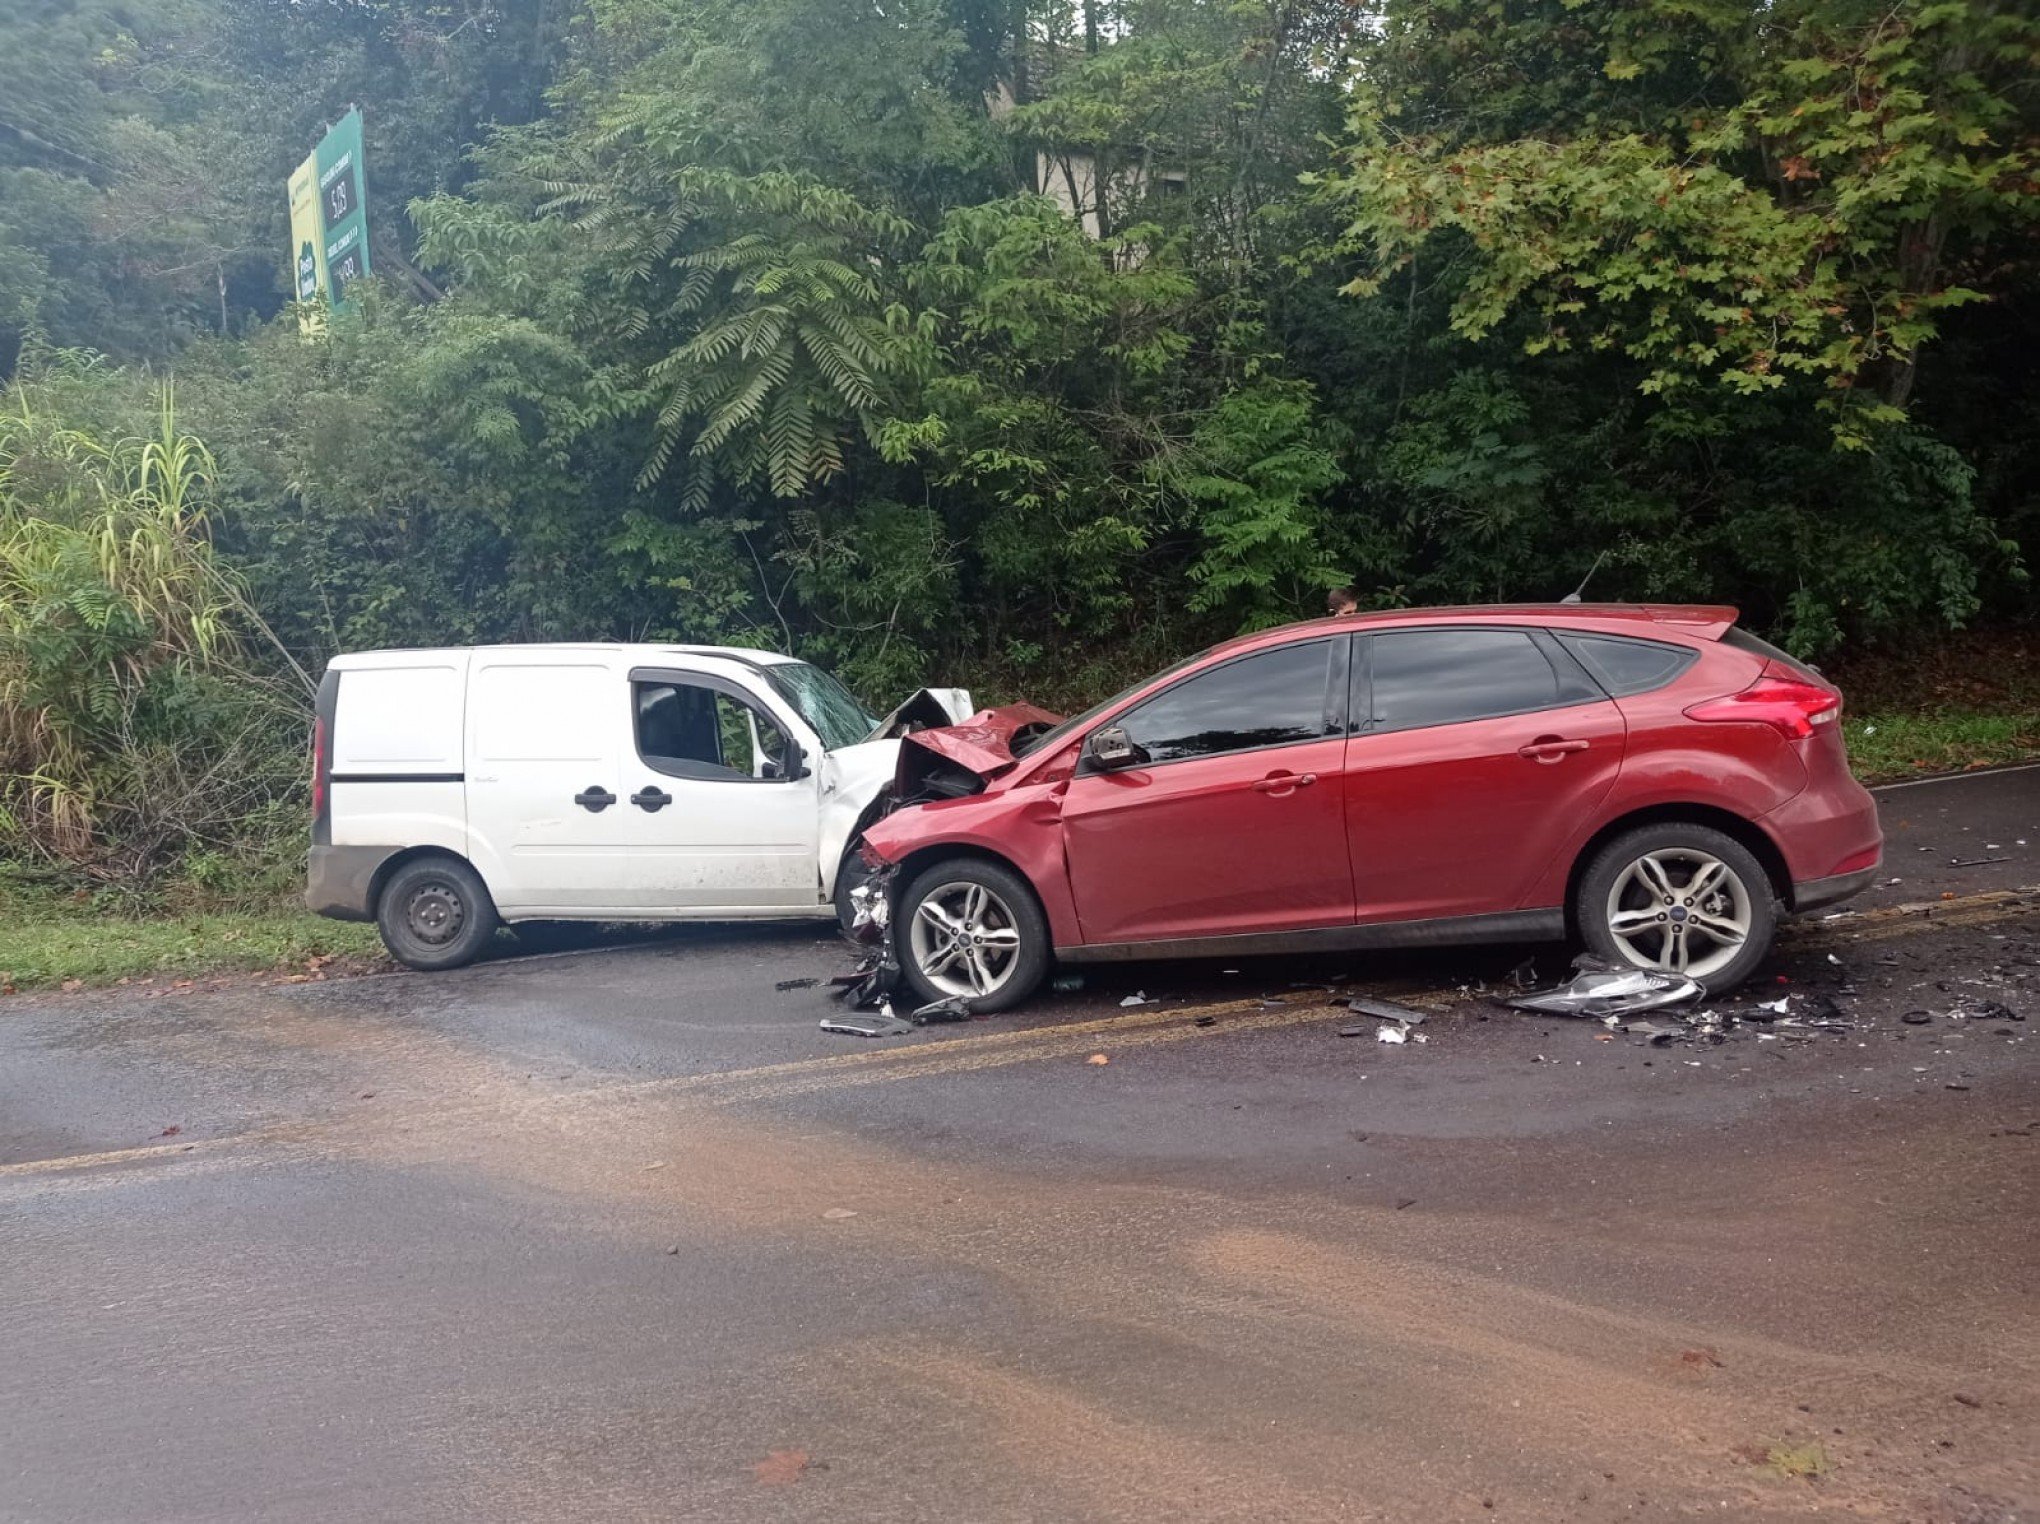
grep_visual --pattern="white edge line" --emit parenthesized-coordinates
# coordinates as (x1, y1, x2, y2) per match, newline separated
(1869, 761, 2040, 793)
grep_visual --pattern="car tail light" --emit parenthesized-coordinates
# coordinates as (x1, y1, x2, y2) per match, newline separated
(1684, 666, 1841, 740)
(311, 716, 329, 819)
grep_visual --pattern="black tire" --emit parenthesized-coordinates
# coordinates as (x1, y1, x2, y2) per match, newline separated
(896, 857, 1051, 1014)
(375, 855, 499, 971)
(1575, 823, 1778, 994)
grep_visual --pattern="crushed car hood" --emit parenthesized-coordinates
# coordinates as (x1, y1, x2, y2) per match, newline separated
(896, 704, 1063, 799)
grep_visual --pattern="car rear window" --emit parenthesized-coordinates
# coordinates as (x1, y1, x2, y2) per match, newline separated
(1556, 634, 1698, 697)
(1366, 628, 1563, 731)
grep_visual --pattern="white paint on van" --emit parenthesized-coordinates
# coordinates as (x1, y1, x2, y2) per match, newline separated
(321, 643, 949, 928)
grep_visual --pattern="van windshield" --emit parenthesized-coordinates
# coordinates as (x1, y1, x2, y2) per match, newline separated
(765, 662, 878, 752)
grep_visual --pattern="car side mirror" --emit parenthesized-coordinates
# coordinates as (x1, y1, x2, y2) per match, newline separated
(786, 747, 811, 782)
(1084, 725, 1144, 772)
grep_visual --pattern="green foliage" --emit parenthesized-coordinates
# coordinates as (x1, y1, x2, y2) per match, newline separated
(1315, 0, 2040, 441)
(0, 372, 304, 874)
(1169, 381, 1345, 624)
(0, 0, 2035, 895)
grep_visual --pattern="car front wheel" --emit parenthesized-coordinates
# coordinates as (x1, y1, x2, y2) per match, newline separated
(1575, 824, 1777, 993)
(897, 858, 1050, 1013)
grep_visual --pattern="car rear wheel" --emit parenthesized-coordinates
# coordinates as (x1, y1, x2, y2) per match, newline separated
(1576, 824, 1777, 993)
(898, 858, 1050, 1013)
(376, 855, 499, 971)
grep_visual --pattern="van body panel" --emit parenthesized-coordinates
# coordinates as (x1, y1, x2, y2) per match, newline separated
(331, 659, 466, 773)
(819, 738, 903, 897)
(465, 653, 625, 912)
(324, 652, 471, 865)
(330, 782, 466, 858)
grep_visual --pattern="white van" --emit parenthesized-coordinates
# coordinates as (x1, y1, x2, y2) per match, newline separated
(306, 643, 966, 969)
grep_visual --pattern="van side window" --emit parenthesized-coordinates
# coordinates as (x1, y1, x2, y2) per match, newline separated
(635, 681, 796, 782)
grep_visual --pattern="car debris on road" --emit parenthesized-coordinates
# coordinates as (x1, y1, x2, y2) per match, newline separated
(1506, 959, 1703, 1018)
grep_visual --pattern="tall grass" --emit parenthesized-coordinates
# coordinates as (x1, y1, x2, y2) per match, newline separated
(0, 379, 310, 880)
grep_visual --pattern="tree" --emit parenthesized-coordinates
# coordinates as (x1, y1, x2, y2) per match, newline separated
(1314, 0, 2040, 445)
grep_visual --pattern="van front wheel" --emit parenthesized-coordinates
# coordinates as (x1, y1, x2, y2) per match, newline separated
(376, 856, 499, 971)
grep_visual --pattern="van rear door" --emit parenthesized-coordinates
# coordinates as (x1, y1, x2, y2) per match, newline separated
(465, 653, 628, 914)
(328, 653, 469, 857)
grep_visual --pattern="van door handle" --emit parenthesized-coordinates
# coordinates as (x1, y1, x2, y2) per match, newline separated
(573, 786, 616, 812)
(630, 787, 673, 813)
(1517, 737, 1589, 763)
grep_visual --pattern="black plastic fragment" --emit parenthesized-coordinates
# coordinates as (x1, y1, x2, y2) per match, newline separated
(1348, 996, 1427, 1025)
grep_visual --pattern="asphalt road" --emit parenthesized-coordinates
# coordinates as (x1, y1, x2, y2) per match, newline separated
(3, 768, 2037, 1523)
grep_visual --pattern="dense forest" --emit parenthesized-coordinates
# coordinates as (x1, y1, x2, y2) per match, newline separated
(1, 0, 2035, 885)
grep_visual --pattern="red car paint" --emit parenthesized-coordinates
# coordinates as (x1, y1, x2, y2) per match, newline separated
(859, 605, 1882, 959)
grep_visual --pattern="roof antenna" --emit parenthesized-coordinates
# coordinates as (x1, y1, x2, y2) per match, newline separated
(1560, 551, 1608, 605)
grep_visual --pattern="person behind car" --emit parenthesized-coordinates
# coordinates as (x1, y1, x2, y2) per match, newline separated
(1326, 586, 1359, 617)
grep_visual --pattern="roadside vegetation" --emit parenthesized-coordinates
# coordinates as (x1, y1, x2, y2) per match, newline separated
(1834, 632, 2040, 782)
(0, 886, 381, 995)
(0, 0, 2035, 984)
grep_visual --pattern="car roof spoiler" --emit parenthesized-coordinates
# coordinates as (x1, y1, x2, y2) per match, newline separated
(1643, 605, 1738, 641)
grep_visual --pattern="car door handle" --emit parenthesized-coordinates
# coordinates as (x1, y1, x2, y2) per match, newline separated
(630, 786, 673, 813)
(573, 786, 616, 812)
(1252, 771, 1317, 794)
(1517, 738, 1590, 763)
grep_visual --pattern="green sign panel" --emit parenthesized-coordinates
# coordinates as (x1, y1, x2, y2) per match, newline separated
(286, 108, 371, 313)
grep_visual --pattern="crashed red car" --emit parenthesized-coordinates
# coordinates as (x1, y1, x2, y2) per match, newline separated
(861, 604, 1882, 1011)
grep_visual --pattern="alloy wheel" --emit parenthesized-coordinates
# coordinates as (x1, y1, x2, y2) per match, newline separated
(908, 880, 1023, 999)
(1602, 849, 1752, 981)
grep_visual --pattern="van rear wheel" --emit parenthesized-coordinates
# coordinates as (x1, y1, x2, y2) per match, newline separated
(376, 856, 499, 971)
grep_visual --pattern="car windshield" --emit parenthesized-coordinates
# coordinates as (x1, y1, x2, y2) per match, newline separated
(1011, 648, 1211, 758)
(764, 662, 879, 752)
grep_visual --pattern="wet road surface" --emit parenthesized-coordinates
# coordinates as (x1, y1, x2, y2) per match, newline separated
(3, 768, 2037, 1522)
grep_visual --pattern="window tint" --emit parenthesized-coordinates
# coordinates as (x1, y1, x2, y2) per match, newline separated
(1367, 629, 1560, 731)
(635, 681, 796, 781)
(1119, 641, 1331, 763)
(1557, 634, 1697, 697)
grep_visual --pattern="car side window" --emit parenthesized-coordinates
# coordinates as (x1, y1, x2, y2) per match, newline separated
(1117, 641, 1333, 764)
(1365, 629, 1575, 732)
(635, 680, 796, 782)
(1555, 633, 1698, 697)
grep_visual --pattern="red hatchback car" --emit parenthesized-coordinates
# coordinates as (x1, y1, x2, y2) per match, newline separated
(860, 605, 1883, 1011)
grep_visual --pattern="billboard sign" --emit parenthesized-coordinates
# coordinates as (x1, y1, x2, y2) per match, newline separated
(285, 108, 371, 314)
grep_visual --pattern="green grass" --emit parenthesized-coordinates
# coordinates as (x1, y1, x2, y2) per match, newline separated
(1842, 712, 2040, 785)
(0, 902, 384, 994)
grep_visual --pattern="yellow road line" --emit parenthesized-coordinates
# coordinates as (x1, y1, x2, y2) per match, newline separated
(0, 1138, 215, 1179)
(1787, 885, 2034, 944)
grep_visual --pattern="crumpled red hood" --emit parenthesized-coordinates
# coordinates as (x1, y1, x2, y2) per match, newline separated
(899, 703, 1063, 784)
